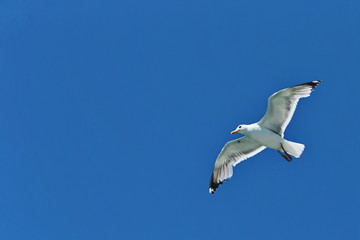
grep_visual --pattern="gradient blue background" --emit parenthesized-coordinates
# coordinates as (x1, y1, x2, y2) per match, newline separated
(0, 0, 359, 239)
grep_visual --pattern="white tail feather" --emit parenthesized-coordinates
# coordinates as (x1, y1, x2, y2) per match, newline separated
(282, 140, 305, 158)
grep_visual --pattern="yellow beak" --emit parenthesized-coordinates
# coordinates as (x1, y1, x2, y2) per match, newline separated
(231, 129, 239, 134)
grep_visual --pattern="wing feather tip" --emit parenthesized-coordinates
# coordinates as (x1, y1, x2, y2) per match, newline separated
(311, 80, 322, 86)
(209, 174, 224, 194)
(209, 180, 222, 194)
(295, 80, 322, 89)
(308, 80, 322, 88)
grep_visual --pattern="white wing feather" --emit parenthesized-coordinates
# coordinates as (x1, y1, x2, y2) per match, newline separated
(209, 137, 266, 194)
(258, 81, 321, 136)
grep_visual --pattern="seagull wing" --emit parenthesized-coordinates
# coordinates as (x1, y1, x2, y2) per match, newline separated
(209, 137, 266, 194)
(258, 80, 321, 136)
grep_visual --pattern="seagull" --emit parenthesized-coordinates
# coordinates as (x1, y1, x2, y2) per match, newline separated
(209, 80, 321, 194)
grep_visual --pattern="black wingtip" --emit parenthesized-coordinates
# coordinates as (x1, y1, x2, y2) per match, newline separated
(209, 173, 223, 194)
(309, 80, 322, 88)
(295, 80, 322, 89)
(308, 80, 321, 91)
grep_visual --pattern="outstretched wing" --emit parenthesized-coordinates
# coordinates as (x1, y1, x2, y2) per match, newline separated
(209, 137, 266, 194)
(258, 80, 321, 136)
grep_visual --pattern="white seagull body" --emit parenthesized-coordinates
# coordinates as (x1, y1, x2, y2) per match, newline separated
(209, 81, 321, 194)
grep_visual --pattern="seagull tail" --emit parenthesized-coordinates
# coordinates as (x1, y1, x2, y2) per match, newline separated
(282, 140, 305, 158)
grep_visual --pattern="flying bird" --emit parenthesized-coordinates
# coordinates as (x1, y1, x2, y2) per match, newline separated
(209, 80, 321, 194)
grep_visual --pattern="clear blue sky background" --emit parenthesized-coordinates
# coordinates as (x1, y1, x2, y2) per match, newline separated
(0, 0, 359, 239)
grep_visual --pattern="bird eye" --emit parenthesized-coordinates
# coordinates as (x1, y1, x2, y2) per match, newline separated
(238, 125, 241, 129)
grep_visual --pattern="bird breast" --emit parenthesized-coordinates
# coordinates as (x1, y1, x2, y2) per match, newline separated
(245, 125, 283, 150)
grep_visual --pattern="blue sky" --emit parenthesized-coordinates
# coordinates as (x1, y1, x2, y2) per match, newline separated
(0, 0, 359, 239)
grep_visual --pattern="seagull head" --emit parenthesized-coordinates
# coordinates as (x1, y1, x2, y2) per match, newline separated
(231, 125, 246, 134)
